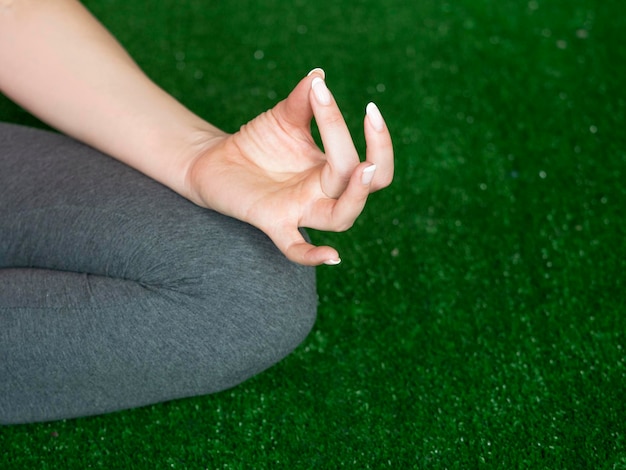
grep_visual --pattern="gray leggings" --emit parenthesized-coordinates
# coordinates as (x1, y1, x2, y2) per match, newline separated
(0, 123, 317, 424)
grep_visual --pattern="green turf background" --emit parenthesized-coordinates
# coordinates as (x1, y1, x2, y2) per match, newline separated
(1, 0, 625, 468)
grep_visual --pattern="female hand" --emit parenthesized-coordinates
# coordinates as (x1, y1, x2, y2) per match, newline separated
(186, 69, 394, 266)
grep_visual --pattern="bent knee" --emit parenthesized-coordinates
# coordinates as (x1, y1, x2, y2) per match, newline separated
(161, 254, 317, 393)
(200, 262, 317, 389)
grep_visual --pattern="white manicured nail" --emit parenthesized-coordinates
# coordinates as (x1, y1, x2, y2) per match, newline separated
(312, 77, 332, 105)
(307, 67, 326, 78)
(362, 164, 377, 185)
(324, 258, 342, 266)
(366, 102, 385, 132)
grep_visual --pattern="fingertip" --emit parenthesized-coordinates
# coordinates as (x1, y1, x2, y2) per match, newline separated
(366, 102, 385, 132)
(307, 67, 326, 79)
(323, 258, 342, 266)
(307, 247, 341, 267)
(364, 102, 392, 142)
(312, 77, 332, 105)
(361, 164, 377, 185)
(283, 240, 340, 266)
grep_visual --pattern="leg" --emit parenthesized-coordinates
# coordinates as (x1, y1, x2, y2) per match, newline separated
(0, 123, 317, 424)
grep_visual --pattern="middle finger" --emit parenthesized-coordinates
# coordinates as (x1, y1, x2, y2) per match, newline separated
(310, 77, 360, 198)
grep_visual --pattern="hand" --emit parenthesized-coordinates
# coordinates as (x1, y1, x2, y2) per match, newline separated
(185, 69, 394, 266)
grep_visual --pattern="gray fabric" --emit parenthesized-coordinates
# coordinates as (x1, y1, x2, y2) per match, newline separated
(0, 123, 317, 424)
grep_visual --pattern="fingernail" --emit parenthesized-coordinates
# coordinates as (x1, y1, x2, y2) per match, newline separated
(366, 102, 385, 132)
(307, 67, 326, 78)
(324, 258, 342, 266)
(361, 164, 377, 185)
(312, 77, 332, 105)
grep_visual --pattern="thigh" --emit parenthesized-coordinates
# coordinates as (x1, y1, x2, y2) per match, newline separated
(0, 123, 317, 423)
(1, 123, 309, 292)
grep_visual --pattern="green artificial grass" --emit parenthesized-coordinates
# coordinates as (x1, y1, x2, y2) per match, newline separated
(2, 0, 625, 468)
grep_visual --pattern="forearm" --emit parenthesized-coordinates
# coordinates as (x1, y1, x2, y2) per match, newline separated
(0, 0, 223, 198)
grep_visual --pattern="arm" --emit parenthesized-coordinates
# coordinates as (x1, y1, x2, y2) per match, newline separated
(0, 0, 217, 196)
(0, 0, 394, 266)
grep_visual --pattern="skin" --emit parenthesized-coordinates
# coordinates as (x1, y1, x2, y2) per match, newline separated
(0, 0, 394, 266)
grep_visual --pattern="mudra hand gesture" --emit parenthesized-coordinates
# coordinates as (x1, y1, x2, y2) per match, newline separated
(186, 69, 394, 266)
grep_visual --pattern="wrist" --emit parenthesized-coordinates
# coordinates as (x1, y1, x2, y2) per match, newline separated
(179, 124, 230, 207)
